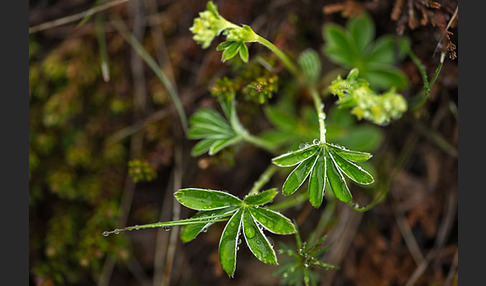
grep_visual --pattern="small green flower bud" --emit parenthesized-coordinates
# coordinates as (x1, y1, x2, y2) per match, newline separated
(329, 69, 408, 126)
(189, 1, 236, 49)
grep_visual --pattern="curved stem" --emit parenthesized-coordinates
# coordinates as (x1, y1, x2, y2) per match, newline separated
(242, 133, 277, 153)
(248, 164, 278, 195)
(268, 192, 309, 211)
(255, 34, 326, 143)
(255, 35, 300, 80)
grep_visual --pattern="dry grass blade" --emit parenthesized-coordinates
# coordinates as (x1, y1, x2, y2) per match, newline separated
(29, 0, 131, 34)
(111, 19, 188, 132)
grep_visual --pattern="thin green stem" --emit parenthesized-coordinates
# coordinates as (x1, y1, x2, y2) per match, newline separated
(248, 164, 279, 195)
(408, 48, 445, 111)
(255, 35, 300, 80)
(256, 34, 326, 143)
(309, 87, 327, 143)
(242, 133, 278, 153)
(102, 213, 233, 236)
(268, 192, 308, 211)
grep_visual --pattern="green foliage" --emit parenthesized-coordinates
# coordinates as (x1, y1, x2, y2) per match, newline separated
(189, 1, 230, 49)
(175, 188, 296, 277)
(274, 227, 336, 286)
(261, 101, 384, 153)
(190, 1, 258, 62)
(210, 59, 279, 105)
(243, 75, 278, 104)
(328, 68, 408, 126)
(272, 141, 373, 206)
(98, 5, 411, 285)
(187, 97, 244, 156)
(298, 49, 322, 86)
(322, 13, 410, 90)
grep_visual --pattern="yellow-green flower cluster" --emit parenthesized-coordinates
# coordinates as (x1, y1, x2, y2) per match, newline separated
(243, 75, 278, 104)
(128, 159, 157, 183)
(189, 2, 232, 49)
(224, 25, 258, 43)
(210, 77, 238, 102)
(189, 1, 258, 63)
(329, 69, 407, 126)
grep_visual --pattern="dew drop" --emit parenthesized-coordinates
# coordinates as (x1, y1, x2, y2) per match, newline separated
(238, 239, 242, 245)
(299, 143, 306, 149)
(304, 263, 309, 268)
(313, 139, 320, 145)
(102, 231, 110, 237)
(164, 226, 171, 231)
(114, 229, 120, 234)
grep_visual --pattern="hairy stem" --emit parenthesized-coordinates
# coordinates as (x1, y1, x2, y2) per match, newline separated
(309, 87, 327, 143)
(102, 214, 233, 236)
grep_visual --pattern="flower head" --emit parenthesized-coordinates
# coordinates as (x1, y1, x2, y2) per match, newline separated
(189, 1, 234, 49)
(329, 69, 408, 126)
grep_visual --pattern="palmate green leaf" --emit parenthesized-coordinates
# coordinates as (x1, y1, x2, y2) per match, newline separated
(187, 124, 235, 139)
(326, 152, 352, 203)
(248, 207, 296, 234)
(188, 101, 245, 156)
(325, 143, 372, 162)
(219, 208, 244, 277)
(282, 153, 319, 195)
(191, 138, 218, 156)
(328, 149, 374, 184)
(272, 145, 320, 167)
(175, 188, 242, 210)
(322, 24, 355, 66)
(365, 65, 408, 90)
(366, 35, 396, 65)
(308, 149, 327, 208)
(189, 108, 232, 131)
(180, 206, 238, 243)
(242, 209, 277, 265)
(348, 12, 374, 55)
(243, 188, 278, 206)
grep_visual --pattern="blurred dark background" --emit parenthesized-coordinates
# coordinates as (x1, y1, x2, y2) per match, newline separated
(29, 0, 458, 285)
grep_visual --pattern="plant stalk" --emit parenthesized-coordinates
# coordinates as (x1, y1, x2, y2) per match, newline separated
(309, 87, 327, 143)
(256, 35, 300, 79)
(101, 214, 233, 236)
(248, 164, 278, 195)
